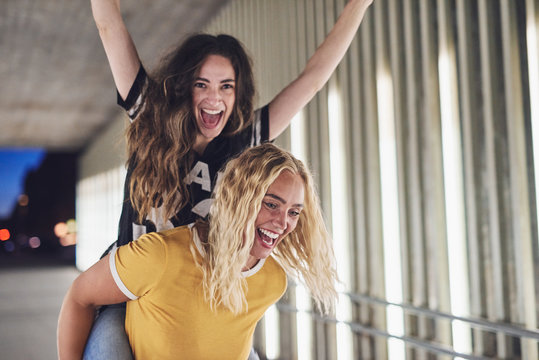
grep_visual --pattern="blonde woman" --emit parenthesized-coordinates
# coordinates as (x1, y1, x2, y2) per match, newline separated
(58, 144, 338, 359)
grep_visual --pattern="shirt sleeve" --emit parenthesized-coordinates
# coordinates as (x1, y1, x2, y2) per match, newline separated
(110, 232, 167, 299)
(116, 65, 148, 121)
(250, 104, 270, 146)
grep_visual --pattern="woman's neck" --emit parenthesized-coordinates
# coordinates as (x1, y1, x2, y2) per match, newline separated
(193, 135, 211, 155)
(242, 256, 259, 272)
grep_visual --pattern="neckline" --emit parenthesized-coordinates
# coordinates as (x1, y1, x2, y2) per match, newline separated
(193, 134, 225, 160)
(189, 223, 265, 278)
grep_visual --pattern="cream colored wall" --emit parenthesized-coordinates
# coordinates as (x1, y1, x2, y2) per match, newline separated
(206, 1, 539, 359)
(78, 112, 126, 180)
(76, 113, 127, 270)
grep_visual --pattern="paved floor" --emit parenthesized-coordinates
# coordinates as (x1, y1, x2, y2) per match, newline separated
(0, 259, 79, 360)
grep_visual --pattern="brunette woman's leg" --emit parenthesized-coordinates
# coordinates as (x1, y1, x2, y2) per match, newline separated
(82, 304, 133, 360)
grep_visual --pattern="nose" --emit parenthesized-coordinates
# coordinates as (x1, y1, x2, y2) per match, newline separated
(206, 86, 222, 104)
(272, 210, 287, 231)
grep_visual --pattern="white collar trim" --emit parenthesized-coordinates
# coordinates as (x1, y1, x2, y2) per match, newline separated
(189, 223, 266, 278)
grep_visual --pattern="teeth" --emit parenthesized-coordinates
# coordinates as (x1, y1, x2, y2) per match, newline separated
(259, 228, 279, 240)
(202, 109, 222, 115)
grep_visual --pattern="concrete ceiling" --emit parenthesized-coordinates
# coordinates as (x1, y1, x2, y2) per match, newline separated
(0, 0, 229, 151)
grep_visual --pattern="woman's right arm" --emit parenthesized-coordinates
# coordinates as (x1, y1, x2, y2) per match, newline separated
(57, 254, 129, 360)
(91, 0, 141, 100)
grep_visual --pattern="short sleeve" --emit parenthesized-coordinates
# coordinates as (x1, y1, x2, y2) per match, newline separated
(110, 232, 167, 299)
(117, 65, 148, 121)
(250, 104, 270, 146)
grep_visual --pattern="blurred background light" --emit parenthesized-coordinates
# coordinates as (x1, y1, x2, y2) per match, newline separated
(0, 228, 10, 241)
(28, 236, 41, 249)
(54, 222, 68, 238)
(66, 219, 76, 233)
(54, 220, 77, 246)
(18, 194, 29, 207)
(3, 240, 15, 252)
(59, 233, 76, 247)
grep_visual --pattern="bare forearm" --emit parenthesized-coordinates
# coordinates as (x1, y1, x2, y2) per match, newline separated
(57, 255, 129, 359)
(57, 289, 96, 359)
(268, 0, 373, 139)
(91, 0, 121, 26)
(90, 0, 140, 99)
(302, 0, 373, 90)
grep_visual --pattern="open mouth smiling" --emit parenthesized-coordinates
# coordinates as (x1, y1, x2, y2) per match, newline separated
(201, 108, 223, 128)
(257, 228, 279, 247)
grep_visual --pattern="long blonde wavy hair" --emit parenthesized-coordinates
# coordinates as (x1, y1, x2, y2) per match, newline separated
(127, 34, 255, 223)
(194, 143, 338, 315)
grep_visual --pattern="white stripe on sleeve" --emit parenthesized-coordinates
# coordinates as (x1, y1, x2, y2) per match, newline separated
(109, 246, 138, 300)
(251, 109, 262, 146)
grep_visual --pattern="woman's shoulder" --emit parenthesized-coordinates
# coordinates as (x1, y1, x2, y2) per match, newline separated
(249, 256, 287, 300)
(261, 256, 287, 285)
(158, 225, 193, 246)
(264, 254, 284, 269)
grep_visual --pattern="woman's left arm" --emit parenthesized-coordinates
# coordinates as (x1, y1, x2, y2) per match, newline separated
(57, 254, 129, 360)
(268, 0, 373, 140)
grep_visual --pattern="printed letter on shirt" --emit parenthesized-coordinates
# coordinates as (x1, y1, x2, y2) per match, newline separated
(185, 161, 211, 192)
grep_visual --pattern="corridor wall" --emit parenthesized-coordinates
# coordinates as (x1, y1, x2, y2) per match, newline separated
(205, 0, 539, 359)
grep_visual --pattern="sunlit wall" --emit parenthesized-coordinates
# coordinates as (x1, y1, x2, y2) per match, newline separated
(76, 112, 126, 271)
(205, 0, 539, 359)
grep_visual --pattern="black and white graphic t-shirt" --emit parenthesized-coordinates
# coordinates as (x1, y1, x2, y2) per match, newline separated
(111, 66, 269, 249)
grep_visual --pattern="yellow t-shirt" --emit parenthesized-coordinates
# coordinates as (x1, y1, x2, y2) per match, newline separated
(110, 225, 287, 360)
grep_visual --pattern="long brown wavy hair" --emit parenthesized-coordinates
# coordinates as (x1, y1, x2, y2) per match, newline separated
(127, 34, 255, 223)
(194, 143, 338, 315)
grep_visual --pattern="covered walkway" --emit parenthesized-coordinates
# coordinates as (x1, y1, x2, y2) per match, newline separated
(0, 257, 79, 360)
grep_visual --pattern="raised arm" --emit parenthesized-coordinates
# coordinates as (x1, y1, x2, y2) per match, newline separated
(268, 0, 373, 140)
(91, 0, 141, 100)
(57, 255, 129, 360)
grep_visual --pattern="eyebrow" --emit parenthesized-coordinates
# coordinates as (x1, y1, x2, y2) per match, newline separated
(195, 77, 235, 84)
(266, 193, 304, 208)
